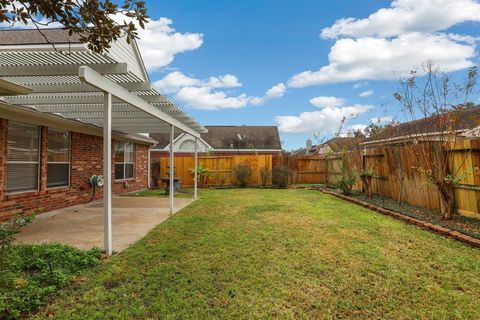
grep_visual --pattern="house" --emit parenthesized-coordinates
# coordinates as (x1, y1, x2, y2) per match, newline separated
(150, 125, 282, 158)
(317, 137, 363, 154)
(363, 105, 480, 146)
(0, 28, 205, 230)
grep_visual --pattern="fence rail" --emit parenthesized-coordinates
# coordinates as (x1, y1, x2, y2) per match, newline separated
(154, 154, 273, 187)
(151, 140, 480, 219)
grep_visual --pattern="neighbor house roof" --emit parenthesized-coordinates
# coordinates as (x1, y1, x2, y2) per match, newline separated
(320, 137, 363, 152)
(150, 132, 183, 149)
(151, 125, 282, 150)
(364, 105, 480, 145)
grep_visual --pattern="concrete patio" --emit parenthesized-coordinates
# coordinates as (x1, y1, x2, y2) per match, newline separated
(15, 196, 194, 252)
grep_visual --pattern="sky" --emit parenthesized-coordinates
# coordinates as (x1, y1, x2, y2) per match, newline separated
(8, 0, 480, 150)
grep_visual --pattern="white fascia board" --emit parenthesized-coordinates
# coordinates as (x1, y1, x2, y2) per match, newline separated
(78, 66, 203, 138)
(130, 39, 150, 82)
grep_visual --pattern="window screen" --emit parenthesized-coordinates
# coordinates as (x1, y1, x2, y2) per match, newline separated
(7, 122, 40, 193)
(115, 142, 135, 180)
(47, 128, 70, 188)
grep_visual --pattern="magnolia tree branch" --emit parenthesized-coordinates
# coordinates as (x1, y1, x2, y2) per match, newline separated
(0, 0, 148, 53)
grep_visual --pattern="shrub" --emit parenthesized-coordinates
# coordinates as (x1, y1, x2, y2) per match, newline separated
(1, 212, 37, 251)
(259, 167, 271, 187)
(234, 164, 252, 187)
(336, 150, 357, 195)
(0, 244, 101, 319)
(272, 166, 289, 188)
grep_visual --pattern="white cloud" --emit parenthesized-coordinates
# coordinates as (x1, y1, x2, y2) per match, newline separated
(288, 32, 476, 88)
(176, 82, 286, 110)
(309, 96, 346, 108)
(154, 71, 285, 110)
(251, 83, 286, 105)
(321, 0, 480, 39)
(122, 17, 203, 71)
(348, 124, 368, 133)
(289, 0, 479, 88)
(153, 71, 241, 94)
(353, 82, 368, 89)
(276, 104, 373, 134)
(370, 116, 393, 123)
(359, 90, 374, 97)
(176, 86, 250, 110)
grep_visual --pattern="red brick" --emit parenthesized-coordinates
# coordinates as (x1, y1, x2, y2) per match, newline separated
(0, 119, 150, 221)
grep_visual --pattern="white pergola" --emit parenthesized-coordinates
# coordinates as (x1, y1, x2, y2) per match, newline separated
(0, 43, 205, 255)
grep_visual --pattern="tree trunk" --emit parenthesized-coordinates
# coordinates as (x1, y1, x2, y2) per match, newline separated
(437, 184, 455, 220)
(361, 175, 372, 198)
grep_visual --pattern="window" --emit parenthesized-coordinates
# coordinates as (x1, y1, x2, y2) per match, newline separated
(47, 128, 70, 188)
(115, 142, 134, 180)
(7, 122, 40, 193)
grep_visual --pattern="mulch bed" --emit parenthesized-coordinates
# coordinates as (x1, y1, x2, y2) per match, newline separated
(347, 191, 480, 240)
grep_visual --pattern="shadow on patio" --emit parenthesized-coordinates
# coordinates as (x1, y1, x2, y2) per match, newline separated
(15, 196, 193, 252)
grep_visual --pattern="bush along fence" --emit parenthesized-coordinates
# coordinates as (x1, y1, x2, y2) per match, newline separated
(152, 154, 274, 188)
(150, 140, 480, 219)
(274, 140, 480, 220)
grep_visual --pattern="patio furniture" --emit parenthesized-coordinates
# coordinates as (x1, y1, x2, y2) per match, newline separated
(161, 177, 181, 195)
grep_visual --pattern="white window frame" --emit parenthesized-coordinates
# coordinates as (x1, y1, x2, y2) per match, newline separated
(115, 141, 135, 180)
(6, 122, 41, 194)
(46, 128, 71, 189)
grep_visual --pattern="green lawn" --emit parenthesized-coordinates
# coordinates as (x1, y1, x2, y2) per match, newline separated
(34, 189, 480, 319)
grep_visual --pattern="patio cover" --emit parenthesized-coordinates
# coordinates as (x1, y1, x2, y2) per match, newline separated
(0, 30, 204, 255)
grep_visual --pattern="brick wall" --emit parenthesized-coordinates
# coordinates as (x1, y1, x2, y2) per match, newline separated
(0, 119, 149, 221)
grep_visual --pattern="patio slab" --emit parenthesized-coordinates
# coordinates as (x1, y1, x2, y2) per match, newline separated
(15, 197, 193, 252)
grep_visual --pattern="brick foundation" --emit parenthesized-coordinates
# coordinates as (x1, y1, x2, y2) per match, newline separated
(0, 119, 149, 221)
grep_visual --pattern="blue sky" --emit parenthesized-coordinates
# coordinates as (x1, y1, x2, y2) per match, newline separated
(136, 0, 480, 150)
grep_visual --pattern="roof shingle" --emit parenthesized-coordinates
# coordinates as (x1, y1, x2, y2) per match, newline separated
(0, 28, 82, 46)
(151, 125, 282, 150)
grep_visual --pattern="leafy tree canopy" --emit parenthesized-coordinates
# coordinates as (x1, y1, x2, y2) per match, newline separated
(0, 0, 148, 52)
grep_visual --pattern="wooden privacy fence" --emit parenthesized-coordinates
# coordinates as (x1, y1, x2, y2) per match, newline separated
(155, 154, 273, 187)
(273, 140, 480, 219)
(152, 141, 480, 218)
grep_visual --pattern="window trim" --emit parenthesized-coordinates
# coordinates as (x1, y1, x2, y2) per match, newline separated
(6, 122, 41, 195)
(114, 142, 135, 181)
(46, 128, 71, 190)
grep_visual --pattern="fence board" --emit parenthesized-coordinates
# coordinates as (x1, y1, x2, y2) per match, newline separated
(152, 141, 480, 218)
(156, 154, 273, 187)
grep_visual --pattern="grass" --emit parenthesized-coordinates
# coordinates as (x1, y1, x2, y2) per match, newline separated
(348, 190, 480, 239)
(33, 189, 480, 319)
(0, 244, 101, 319)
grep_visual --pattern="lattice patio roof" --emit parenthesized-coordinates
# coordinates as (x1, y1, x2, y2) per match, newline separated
(0, 30, 206, 137)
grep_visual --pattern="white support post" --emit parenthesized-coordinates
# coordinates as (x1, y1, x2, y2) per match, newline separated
(103, 92, 112, 256)
(194, 137, 198, 200)
(169, 125, 175, 215)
